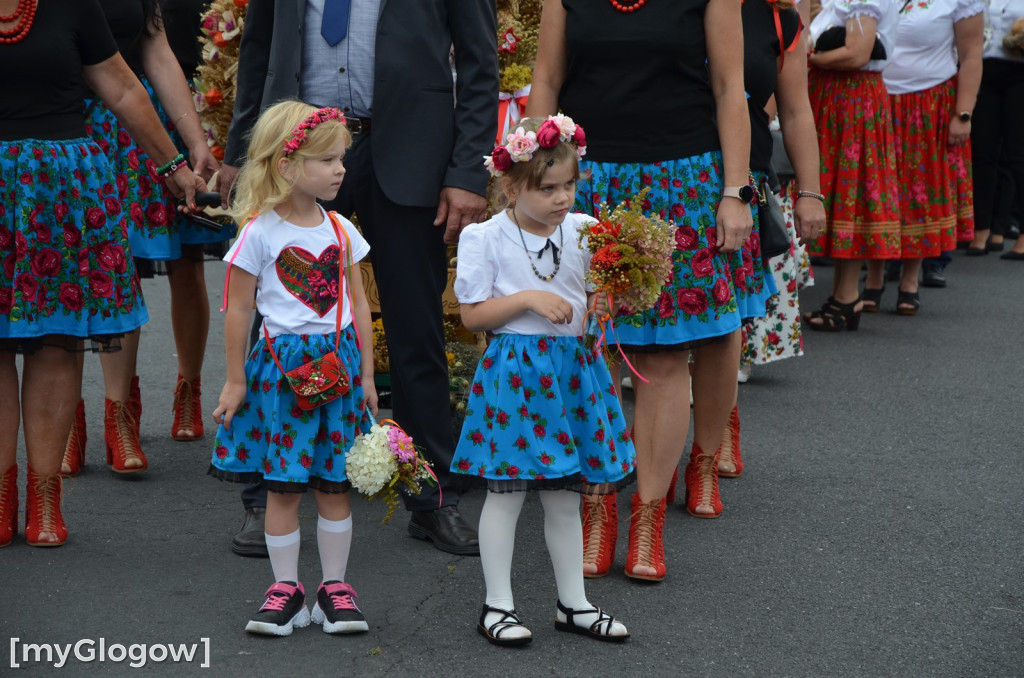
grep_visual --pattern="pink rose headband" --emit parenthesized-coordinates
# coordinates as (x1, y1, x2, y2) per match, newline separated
(484, 114, 587, 177)
(282, 107, 347, 157)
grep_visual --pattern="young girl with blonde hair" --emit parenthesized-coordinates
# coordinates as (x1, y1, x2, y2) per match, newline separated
(210, 101, 376, 636)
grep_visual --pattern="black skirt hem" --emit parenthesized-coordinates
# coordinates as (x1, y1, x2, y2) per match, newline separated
(457, 470, 636, 494)
(616, 332, 729, 353)
(207, 466, 351, 494)
(0, 334, 126, 355)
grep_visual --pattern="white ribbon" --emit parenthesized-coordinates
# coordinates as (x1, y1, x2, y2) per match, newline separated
(497, 84, 531, 145)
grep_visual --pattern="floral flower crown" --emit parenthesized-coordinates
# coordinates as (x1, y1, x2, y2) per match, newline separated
(484, 114, 587, 177)
(282, 107, 346, 157)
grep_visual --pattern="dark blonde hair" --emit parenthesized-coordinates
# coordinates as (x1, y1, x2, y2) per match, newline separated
(490, 116, 581, 212)
(230, 101, 352, 222)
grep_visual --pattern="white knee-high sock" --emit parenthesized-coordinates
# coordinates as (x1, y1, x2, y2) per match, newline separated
(317, 515, 353, 583)
(478, 491, 527, 610)
(265, 529, 301, 584)
(538, 490, 587, 609)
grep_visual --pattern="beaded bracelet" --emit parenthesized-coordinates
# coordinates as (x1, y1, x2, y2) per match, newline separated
(156, 153, 187, 177)
(797, 190, 825, 202)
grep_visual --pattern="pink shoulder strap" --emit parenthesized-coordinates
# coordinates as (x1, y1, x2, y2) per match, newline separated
(220, 213, 258, 313)
(326, 211, 362, 351)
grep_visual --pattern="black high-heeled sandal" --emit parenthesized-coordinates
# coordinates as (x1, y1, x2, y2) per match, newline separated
(554, 600, 630, 642)
(477, 605, 532, 646)
(896, 290, 920, 316)
(861, 285, 885, 313)
(803, 296, 862, 332)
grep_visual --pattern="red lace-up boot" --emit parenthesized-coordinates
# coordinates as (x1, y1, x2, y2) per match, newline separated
(129, 375, 142, 438)
(685, 442, 722, 518)
(61, 399, 87, 476)
(624, 493, 666, 581)
(105, 398, 147, 473)
(25, 466, 67, 546)
(718, 404, 743, 478)
(582, 492, 618, 578)
(171, 374, 203, 441)
(0, 464, 17, 547)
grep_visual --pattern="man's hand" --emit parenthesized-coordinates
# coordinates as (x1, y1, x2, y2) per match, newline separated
(434, 187, 488, 244)
(216, 163, 240, 209)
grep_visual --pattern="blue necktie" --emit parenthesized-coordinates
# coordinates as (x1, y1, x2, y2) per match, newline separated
(321, 0, 350, 46)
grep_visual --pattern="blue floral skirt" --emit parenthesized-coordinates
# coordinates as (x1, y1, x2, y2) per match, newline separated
(452, 334, 635, 493)
(0, 137, 148, 349)
(208, 330, 372, 493)
(85, 79, 235, 262)
(575, 151, 776, 349)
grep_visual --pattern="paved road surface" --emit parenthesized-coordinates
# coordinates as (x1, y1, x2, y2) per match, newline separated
(3, 249, 1021, 676)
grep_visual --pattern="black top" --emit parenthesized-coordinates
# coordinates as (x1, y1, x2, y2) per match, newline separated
(558, 0, 719, 163)
(742, 0, 800, 173)
(163, 0, 209, 75)
(0, 0, 118, 140)
(97, 0, 148, 74)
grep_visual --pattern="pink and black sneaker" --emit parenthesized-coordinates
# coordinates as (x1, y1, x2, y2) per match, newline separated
(245, 581, 311, 636)
(311, 581, 369, 634)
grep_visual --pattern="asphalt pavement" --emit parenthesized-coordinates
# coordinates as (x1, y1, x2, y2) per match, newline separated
(2, 247, 1022, 677)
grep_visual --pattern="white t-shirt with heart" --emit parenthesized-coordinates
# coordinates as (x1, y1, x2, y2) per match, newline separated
(222, 207, 370, 338)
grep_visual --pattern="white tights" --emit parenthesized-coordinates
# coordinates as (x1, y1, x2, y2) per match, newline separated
(478, 490, 625, 638)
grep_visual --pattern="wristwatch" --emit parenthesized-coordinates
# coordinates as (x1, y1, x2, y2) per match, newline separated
(722, 185, 755, 203)
(958, 111, 972, 123)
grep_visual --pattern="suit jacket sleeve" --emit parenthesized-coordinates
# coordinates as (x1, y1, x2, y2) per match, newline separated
(224, 0, 275, 167)
(444, 0, 499, 196)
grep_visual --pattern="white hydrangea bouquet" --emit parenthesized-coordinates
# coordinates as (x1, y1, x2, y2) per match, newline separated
(345, 417, 436, 524)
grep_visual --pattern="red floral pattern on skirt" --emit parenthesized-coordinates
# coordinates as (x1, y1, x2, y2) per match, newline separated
(806, 68, 901, 259)
(889, 77, 973, 257)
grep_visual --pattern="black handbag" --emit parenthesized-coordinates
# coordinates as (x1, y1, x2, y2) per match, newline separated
(814, 25, 888, 60)
(757, 177, 790, 263)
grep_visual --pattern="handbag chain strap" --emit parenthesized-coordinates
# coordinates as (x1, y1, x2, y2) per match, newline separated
(263, 212, 356, 377)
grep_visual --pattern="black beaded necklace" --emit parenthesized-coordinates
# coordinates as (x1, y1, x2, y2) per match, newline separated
(510, 208, 562, 282)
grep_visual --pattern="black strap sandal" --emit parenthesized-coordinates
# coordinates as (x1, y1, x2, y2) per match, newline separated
(802, 296, 862, 332)
(554, 600, 630, 642)
(896, 290, 920, 316)
(477, 605, 532, 646)
(861, 285, 885, 313)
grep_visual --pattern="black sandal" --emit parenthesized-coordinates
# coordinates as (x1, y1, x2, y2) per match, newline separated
(477, 605, 532, 646)
(861, 285, 885, 313)
(802, 296, 862, 332)
(896, 290, 920, 316)
(554, 600, 630, 642)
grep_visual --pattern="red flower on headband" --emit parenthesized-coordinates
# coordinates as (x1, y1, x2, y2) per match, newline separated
(282, 107, 346, 157)
(572, 125, 587, 149)
(491, 146, 513, 173)
(536, 120, 561, 149)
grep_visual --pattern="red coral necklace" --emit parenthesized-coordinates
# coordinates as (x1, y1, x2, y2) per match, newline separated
(0, 0, 37, 44)
(609, 0, 648, 12)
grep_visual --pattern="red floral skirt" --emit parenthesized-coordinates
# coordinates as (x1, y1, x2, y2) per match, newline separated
(889, 77, 974, 256)
(951, 137, 975, 243)
(807, 68, 901, 259)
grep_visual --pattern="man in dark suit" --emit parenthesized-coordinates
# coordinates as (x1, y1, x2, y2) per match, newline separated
(218, 0, 498, 557)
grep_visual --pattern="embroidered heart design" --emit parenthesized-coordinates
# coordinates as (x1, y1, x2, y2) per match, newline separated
(275, 245, 341, 317)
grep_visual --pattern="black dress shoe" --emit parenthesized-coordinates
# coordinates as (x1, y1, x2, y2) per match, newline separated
(1000, 250, 1024, 260)
(232, 508, 269, 558)
(987, 240, 1006, 252)
(408, 506, 480, 556)
(921, 266, 946, 288)
(965, 247, 988, 256)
